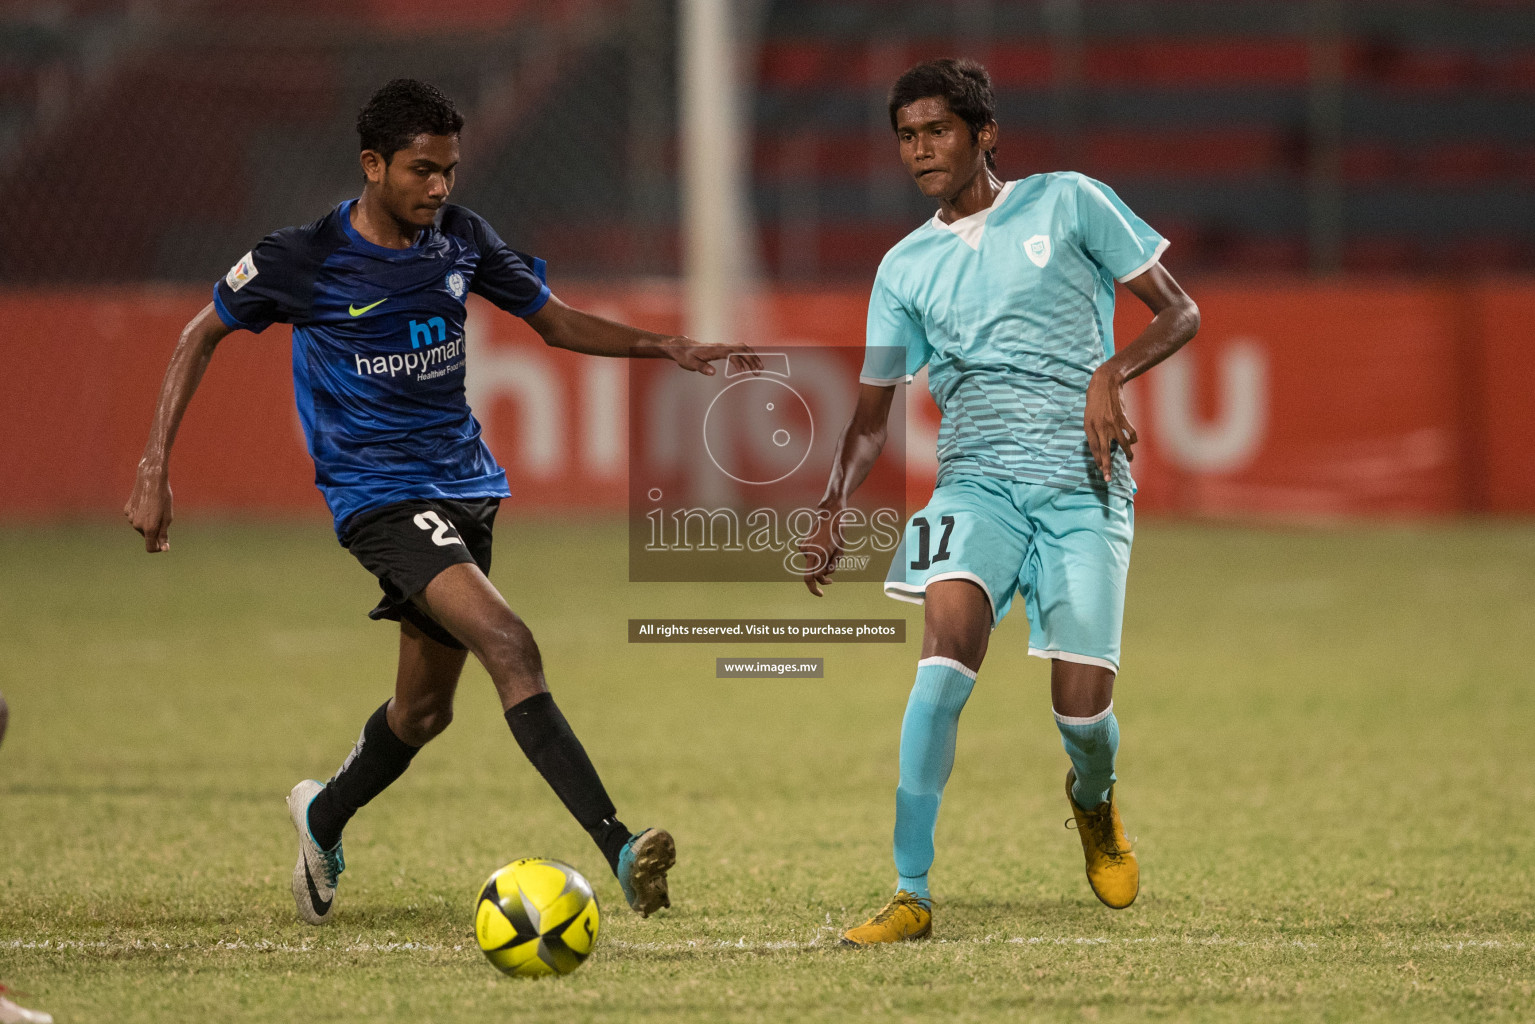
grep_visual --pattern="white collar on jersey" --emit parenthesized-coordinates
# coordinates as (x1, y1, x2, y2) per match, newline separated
(930, 179, 1017, 251)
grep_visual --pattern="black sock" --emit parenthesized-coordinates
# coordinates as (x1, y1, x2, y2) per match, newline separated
(505, 692, 631, 873)
(307, 701, 420, 850)
(589, 817, 634, 874)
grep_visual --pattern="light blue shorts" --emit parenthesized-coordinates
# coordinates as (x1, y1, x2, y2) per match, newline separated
(884, 476, 1134, 672)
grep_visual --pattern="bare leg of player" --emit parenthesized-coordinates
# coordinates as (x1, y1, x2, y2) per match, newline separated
(414, 562, 546, 709)
(919, 579, 991, 668)
(1051, 660, 1114, 718)
(388, 621, 468, 745)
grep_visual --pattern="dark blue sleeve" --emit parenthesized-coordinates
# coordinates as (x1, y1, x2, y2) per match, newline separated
(212, 227, 318, 333)
(452, 209, 551, 318)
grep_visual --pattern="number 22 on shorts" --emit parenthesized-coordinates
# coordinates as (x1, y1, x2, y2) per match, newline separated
(413, 510, 463, 547)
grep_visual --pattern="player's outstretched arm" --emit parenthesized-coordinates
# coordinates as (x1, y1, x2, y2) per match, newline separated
(125, 303, 232, 553)
(801, 383, 896, 596)
(525, 295, 760, 375)
(1084, 263, 1200, 482)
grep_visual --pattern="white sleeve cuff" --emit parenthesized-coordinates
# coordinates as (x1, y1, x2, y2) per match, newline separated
(1116, 237, 1171, 283)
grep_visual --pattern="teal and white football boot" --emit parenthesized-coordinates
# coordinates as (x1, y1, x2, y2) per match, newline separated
(287, 779, 345, 925)
(616, 828, 674, 917)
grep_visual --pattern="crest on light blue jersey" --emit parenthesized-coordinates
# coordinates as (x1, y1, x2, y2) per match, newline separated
(1025, 234, 1052, 268)
(445, 271, 466, 299)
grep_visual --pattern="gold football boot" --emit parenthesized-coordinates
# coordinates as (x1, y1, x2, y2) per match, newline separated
(840, 890, 934, 946)
(1065, 768, 1139, 909)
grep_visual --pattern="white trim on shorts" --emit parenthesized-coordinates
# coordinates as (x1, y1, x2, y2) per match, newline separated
(917, 656, 979, 681)
(1028, 647, 1119, 673)
(885, 570, 998, 624)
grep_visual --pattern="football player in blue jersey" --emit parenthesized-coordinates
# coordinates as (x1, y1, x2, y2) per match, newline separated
(125, 79, 756, 926)
(800, 59, 1200, 944)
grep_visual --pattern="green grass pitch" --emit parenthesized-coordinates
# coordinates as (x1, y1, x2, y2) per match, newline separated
(1, 519, 1532, 1022)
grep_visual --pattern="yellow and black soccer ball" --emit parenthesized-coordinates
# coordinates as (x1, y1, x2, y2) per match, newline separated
(474, 858, 600, 977)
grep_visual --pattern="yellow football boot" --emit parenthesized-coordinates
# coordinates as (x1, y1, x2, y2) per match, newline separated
(1065, 768, 1139, 909)
(840, 890, 933, 946)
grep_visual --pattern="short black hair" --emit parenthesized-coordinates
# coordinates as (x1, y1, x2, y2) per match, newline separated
(888, 58, 997, 168)
(356, 79, 464, 164)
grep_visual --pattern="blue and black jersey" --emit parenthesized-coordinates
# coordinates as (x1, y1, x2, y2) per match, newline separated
(212, 200, 549, 534)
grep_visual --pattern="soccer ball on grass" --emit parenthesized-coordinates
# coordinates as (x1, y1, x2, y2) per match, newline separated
(474, 858, 599, 977)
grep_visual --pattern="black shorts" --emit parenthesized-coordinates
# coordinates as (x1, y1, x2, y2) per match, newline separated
(340, 497, 501, 650)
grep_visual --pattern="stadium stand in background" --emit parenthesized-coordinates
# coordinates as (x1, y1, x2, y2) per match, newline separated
(0, 0, 654, 282)
(3, 0, 1535, 283)
(761, 0, 1535, 277)
(757, 0, 1535, 279)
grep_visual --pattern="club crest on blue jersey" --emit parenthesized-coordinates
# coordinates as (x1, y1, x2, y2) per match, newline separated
(446, 271, 466, 299)
(1025, 234, 1052, 268)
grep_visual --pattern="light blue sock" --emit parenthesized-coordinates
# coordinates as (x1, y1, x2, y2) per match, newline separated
(893, 657, 977, 899)
(1055, 704, 1120, 809)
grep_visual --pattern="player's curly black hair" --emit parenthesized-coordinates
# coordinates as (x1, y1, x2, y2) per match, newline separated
(356, 79, 465, 164)
(887, 58, 998, 169)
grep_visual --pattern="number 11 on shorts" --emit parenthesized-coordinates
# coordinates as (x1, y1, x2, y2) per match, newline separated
(909, 515, 954, 570)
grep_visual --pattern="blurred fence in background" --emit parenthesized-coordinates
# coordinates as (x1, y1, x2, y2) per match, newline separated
(2, 0, 1534, 520)
(0, 0, 673, 282)
(757, 0, 1535, 279)
(4, 0, 1535, 282)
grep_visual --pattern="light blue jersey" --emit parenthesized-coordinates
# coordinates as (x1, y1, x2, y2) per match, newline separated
(861, 172, 1167, 498)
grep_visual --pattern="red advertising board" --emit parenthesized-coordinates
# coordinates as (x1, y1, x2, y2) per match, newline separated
(2, 281, 1531, 520)
(1465, 281, 1535, 514)
(1111, 282, 1466, 517)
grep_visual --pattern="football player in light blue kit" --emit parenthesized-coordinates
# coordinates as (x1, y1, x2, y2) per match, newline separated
(802, 59, 1200, 944)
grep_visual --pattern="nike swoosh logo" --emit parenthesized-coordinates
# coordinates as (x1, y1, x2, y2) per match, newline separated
(304, 859, 333, 915)
(348, 298, 387, 317)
